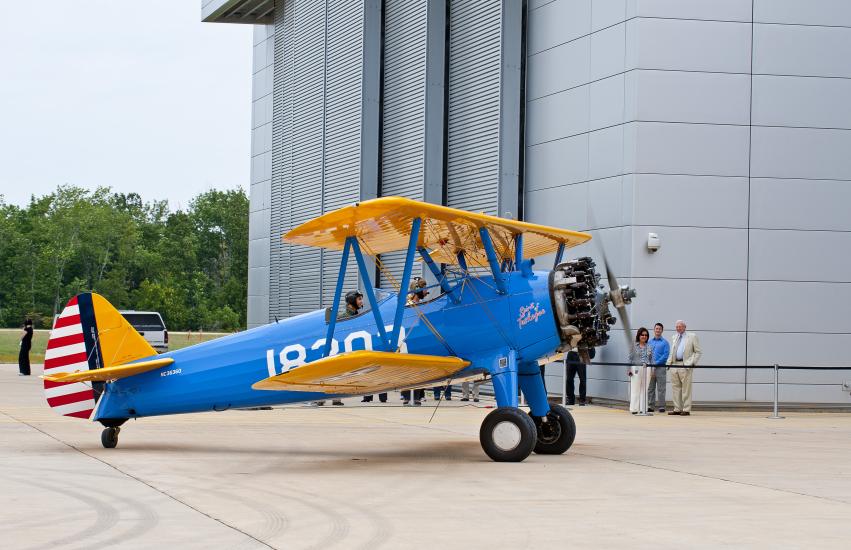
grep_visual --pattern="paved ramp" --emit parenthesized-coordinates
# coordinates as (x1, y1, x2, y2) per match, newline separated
(2, 365, 850, 549)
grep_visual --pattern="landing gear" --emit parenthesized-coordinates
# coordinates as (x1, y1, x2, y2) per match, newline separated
(530, 404, 576, 455)
(101, 426, 120, 449)
(479, 407, 537, 462)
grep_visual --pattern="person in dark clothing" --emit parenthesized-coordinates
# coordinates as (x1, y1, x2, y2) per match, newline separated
(343, 290, 364, 317)
(432, 384, 452, 400)
(18, 319, 33, 376)
(320, 290, 365, 406)
(361, 393, 388, 403)
(565, 347, 595, 405)
(401, 388, 425, 406)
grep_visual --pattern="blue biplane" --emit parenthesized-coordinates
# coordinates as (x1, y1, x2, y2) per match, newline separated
(42, 198, 634, 462)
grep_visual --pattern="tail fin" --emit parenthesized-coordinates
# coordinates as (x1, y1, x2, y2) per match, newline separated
(43, 293, 156, 419)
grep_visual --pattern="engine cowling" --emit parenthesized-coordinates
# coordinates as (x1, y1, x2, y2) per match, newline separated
(550, 257, 621, 362)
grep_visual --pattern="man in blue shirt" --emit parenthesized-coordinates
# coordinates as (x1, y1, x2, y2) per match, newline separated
(647, 322, 671, 412)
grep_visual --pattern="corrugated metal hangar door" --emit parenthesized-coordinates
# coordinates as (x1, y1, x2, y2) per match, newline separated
(269, 0, 377, 319)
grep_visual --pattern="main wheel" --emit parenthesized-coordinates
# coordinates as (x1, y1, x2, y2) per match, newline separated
(479, 407, 537, 462)
(101, 426, 120, 449)
(531, 404, 576, 455)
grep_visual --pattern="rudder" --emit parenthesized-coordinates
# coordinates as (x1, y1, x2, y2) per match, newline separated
(43, 293, 157, 419)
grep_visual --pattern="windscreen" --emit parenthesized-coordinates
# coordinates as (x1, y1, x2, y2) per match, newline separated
(122, 313, 165, 332)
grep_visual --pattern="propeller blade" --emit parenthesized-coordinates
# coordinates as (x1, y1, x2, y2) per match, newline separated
(587, 207, 634, 351)
(615, 300, 633, 353)
(602, 255, 619, 299)
(586, 208, 620, 291)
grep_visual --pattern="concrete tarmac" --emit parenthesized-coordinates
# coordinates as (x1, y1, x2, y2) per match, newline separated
(2, 365, 851, 549)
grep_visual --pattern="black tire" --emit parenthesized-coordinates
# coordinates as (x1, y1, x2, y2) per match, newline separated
(479, 407, 537, 462)
(531, 404, 576, 455)
(101, 427, 120, 449)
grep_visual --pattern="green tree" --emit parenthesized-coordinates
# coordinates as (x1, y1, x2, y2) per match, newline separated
(0, 185, 249, 331)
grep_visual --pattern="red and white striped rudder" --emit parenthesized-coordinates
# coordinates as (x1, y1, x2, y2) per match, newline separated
(43, 295, 98, 419)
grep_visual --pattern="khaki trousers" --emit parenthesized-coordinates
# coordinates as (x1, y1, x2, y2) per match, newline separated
(670, 363, 694, 412)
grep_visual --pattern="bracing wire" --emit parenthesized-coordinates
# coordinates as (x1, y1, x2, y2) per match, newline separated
(358, 237, 457, 356)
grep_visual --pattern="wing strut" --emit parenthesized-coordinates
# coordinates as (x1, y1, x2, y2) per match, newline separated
(553, 242, 566, 268)
(323, 237, 352, 358)
(418, 247, 460, 304)
(324, 217, 424, 355)
(514, 233, 524, 268)
(478, 227, 508, 294)
(456, 250, 468, 271)
(389, 217, 422, 349)
(351, 237, 392, 350)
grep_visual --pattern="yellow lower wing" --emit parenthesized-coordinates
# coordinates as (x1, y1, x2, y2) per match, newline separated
(252, 351, 470, 394)
(41, 357, 174, 384)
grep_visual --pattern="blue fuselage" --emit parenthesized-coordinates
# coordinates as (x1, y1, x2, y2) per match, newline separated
(95, 270, 562, 420)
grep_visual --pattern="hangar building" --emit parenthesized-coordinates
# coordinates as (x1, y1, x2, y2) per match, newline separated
(203, 0, 851, 406)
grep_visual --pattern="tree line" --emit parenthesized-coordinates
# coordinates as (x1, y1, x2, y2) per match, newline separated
(0, 186, 248, 331)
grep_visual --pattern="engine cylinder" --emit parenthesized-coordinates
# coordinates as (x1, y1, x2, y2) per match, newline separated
(549, 257, 616, 354)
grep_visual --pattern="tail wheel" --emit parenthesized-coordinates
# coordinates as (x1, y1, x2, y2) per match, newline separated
(101, 426, 120, 449)
(531, 405, 576, 455)
(479, 407, 537, 462)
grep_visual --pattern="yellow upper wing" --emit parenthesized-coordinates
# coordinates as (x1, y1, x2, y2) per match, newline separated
(283, 197, 590, 266)
(252, 350, 470, 394)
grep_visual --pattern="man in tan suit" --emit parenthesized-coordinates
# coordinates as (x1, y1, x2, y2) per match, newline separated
(666, 320, 702, 415)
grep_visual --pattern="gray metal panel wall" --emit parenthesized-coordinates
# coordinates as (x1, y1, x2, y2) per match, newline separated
(321, 0, 364, 307)
(248, 23, 275, 328)
(446, 0, 503, 216)
(382, 0, 427, 201)
(526, 0, 851, 405)
(287, 0, 325, 316)
(378, 0, 446, 288)
(269, 0, 293, 322)
(267, 0, 379, 318)
(379, 0, 428, 287)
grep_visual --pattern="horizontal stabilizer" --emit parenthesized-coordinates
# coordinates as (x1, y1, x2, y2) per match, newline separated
(252, 350, 470, 394)
(42, 357, 174, 384)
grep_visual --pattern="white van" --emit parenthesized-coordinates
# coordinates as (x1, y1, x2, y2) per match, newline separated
(120, 311, 169, 353)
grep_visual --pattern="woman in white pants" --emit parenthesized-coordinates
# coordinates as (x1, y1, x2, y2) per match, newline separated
(628, 327, 652, 414)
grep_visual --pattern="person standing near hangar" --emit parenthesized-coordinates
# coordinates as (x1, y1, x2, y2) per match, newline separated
(647, 323, 670, 412)
(667, 320, 702, 416)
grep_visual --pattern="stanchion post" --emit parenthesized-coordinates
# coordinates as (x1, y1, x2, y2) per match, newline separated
(768, 363, 784, 419)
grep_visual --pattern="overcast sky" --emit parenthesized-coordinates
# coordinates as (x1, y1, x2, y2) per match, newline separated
(0, 0, 253, 210)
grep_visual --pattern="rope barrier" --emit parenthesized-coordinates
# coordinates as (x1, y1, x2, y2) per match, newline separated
(555, 361, 851, 419)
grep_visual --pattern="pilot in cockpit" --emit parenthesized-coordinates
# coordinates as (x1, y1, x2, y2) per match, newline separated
(343, 290, 364, 317)
(405, 277, 429, 306)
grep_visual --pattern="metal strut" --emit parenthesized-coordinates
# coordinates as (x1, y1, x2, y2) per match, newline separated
(554, 242, 565, 268)
(478, 227, 508, 294)
(419, 247, 461, 304)
(323, 237, 352, 357)
(389, 217, 422, 350)
(350, 238, 391, 351)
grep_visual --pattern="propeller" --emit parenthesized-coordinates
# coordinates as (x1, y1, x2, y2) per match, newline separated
(587, 210, 636, 354)
(600, 252, 635, 353)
